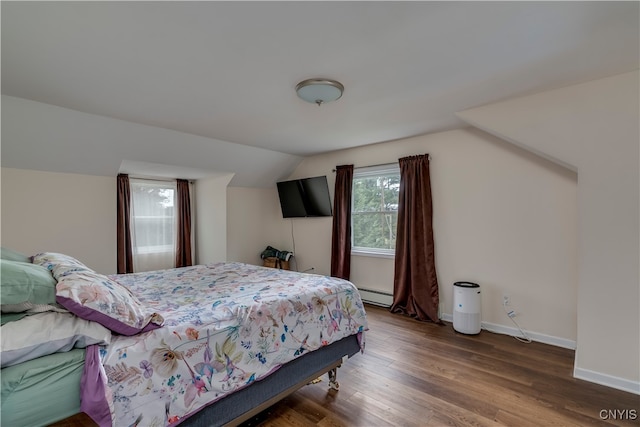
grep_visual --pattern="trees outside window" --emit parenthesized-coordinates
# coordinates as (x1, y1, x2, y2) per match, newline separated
(351, 165, 400, 256)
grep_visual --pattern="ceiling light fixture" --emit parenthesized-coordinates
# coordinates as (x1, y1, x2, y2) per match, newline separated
(295, 78, 344, 106)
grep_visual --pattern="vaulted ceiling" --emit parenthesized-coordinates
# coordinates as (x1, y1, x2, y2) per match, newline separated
(2, 2, 638, 184)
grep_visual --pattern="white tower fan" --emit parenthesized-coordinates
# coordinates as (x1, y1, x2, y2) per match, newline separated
(453, 281, 481, 334)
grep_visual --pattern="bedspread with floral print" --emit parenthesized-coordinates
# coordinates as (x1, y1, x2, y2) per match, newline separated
(81, 262, 368, 427)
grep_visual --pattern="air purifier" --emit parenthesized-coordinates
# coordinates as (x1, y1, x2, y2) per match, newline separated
(453, 281, 481, 334)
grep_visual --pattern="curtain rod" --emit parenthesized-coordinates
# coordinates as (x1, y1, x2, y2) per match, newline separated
(125, 175, 195, 184)
(332, 155, 431, 172)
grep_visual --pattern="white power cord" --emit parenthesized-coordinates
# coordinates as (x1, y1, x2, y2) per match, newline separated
(290, 220, 299, 272)
(503, 300, 532, 344)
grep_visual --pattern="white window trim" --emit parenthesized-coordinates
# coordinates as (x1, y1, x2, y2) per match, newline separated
(351, 163, 400, 258)
(353, 164, 400, 178)
(129, 178, 178, 272)
(351, 247, 396, 259)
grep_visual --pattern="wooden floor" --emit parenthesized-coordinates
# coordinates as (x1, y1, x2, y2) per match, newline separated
(241, 304, 639, 427)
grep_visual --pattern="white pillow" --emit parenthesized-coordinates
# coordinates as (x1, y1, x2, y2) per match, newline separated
(1, 311, 111, 368)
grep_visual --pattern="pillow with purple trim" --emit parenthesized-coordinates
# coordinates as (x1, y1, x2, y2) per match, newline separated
(55, 270, 164, 336)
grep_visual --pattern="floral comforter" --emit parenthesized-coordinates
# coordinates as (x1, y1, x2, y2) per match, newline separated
(83, 262, 368, 427)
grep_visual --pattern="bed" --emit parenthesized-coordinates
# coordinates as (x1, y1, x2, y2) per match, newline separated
(0, 250, 368, 427)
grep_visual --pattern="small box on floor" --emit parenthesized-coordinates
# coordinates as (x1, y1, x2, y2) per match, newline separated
(263, 257, 290, 270)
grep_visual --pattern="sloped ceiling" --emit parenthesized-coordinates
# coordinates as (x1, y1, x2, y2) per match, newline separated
(2, 1, 638, 186)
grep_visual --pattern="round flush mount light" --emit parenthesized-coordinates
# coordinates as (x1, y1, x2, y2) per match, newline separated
(295, 78, 344, 106)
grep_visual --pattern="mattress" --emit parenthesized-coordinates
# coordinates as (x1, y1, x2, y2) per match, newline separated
(1, 348, 86, 427)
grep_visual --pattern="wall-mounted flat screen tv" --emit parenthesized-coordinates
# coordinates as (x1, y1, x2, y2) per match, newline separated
(276, 175, 332, 218)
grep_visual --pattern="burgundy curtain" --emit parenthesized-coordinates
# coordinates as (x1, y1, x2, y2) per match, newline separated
(390, 154, 440, 322)
(331, 165, 354, 280)
(116, 174, 134, 274)
(175, 179, 193, 268)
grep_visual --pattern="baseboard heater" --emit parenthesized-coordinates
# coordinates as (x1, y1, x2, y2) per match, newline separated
(357, 288, 393, 308)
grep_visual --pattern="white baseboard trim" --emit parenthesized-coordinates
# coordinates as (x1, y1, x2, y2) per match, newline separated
(573, 368, 640, 395)
(441, 313, 577, 350)
(574, 367, 640, 395)
(358, 288, 393, 308)
(442, 313, 640, 394)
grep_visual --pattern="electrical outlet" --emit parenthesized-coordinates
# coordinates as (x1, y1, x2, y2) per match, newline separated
(503, 294, 510, 306)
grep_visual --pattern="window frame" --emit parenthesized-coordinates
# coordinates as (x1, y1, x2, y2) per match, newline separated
(350, 164, 400, 259)
(129, 178, 177, 263)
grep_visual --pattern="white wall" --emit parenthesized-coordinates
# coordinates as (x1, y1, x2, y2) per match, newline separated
(226, 187, 293, 266)
(194, 174, 234, 264)
(1, 167, 233, 273)
(2, 96, 238, 273)
(1, 168, 116, 274)
(228, 127, 579, 344)
(457, 70, 639, 393)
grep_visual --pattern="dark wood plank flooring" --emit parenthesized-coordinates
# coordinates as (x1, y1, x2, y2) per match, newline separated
(241, 304, 639, 426)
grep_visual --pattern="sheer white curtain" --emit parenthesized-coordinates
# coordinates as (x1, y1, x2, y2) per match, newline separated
(130, 179, 177, 272)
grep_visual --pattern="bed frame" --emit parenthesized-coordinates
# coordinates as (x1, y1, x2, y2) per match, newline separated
(182, 334, 361, 427)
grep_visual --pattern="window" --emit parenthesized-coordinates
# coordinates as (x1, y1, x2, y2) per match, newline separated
(351, 165, 400, 257)
(130, 179, 177, 272)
